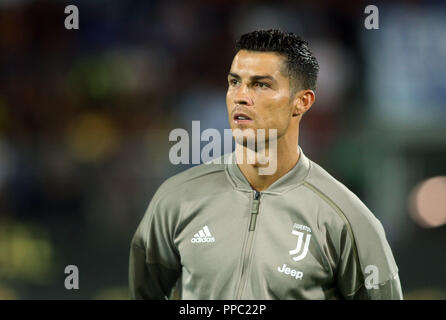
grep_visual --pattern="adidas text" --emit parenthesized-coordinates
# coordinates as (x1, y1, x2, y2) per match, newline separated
(191, 237, 215, 243)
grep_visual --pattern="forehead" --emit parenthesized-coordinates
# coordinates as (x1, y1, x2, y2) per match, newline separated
(230, 50, 287, 78)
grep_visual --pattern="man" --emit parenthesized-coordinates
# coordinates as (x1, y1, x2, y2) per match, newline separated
(129, 29, 403, 299)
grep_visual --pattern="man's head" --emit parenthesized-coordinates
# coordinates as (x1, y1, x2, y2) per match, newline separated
(235, 29, 319, 94)
(226, 29, 319, 145)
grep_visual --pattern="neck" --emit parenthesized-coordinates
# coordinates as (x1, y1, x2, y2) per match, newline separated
(235, 126, 300, 192)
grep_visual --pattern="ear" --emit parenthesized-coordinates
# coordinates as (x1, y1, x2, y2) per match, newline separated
(292, 90, 316, 117)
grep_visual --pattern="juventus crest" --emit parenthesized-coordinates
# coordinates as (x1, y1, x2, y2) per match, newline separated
(289, 229, 311, 261)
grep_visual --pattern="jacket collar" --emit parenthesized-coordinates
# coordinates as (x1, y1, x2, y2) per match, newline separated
(224, 145, 311, 195)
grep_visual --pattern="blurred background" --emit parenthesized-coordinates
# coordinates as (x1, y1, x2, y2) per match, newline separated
(0, 0, 445, 299)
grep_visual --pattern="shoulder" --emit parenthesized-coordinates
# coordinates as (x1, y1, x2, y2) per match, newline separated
(303, 159, 398, 281)
(304, 160, 382, 233)
(133, 160, 227, 246)
(159, 162, 225, 195)
(150, 159, 228, 208)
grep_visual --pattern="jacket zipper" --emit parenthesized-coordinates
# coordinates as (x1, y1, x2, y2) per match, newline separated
(235, 190, 261, 299)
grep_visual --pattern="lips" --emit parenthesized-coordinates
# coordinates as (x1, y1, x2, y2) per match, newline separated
(233, 112, 253, 124)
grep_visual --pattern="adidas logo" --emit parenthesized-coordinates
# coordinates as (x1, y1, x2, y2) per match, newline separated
(191, 226, 215, 243)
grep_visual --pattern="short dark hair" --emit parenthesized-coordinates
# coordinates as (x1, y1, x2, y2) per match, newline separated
(235, 29, 319, 93)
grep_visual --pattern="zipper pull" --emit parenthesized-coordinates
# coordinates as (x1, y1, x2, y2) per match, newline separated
(252, 191, 260, 214)
(249, 191, 261, 231)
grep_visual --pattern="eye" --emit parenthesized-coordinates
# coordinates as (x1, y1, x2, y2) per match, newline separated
(229, 79, 239, 86)
(254, 82, 269, 88)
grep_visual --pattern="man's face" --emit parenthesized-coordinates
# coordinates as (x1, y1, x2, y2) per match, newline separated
(226, 50, 296, 144)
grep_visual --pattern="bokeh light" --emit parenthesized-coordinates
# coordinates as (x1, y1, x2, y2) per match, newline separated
(409, 176, 446, 228)
(65, 112, 119, 163)
(0, 219, 54, 284)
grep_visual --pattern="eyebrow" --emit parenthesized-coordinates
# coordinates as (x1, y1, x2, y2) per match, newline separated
(228, 72, 276, 83)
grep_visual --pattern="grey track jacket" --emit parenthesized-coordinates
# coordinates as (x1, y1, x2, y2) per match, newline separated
(129, 147, 403, 300)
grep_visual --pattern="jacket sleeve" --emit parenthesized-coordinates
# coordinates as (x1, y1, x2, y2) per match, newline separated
(345, 273, 403, 300)
(335, 219, 403, 300)
(128, 195, 181, 300)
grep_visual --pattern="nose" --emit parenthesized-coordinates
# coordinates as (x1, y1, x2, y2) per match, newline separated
(233, 84, 253, 106)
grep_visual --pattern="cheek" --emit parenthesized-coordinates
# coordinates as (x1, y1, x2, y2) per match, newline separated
(226, 91, 232, 111)
(260, 95, 291, 125)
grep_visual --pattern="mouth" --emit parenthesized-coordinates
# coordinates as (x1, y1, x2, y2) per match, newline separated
(233, 112, 253, 124)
